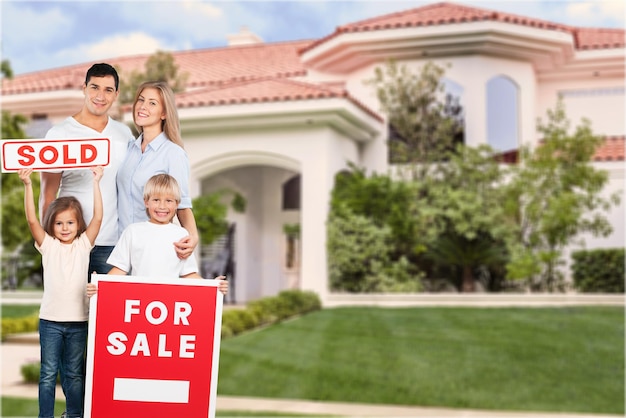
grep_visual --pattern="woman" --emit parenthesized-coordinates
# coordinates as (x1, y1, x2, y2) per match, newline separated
(116, 81, 198, 258)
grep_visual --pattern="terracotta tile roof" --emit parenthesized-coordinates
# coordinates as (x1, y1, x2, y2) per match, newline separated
(302, 2, 625, 53)
(1, 40, 312, 95)
(593, 136, 625, 161)
(573, 28, 626, 50)
(503, 136, 625, 163)
(174, 77, 382, 121)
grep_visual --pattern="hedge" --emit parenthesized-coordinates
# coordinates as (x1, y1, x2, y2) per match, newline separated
(1, 314, 39, 341)
(571, 248, 625, 293)
(221, 289, 321, 338)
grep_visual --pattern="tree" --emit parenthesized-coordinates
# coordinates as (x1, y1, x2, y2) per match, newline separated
(1, 62, 39, 253)
(366, 60, 464, 177)
(1, 59, 14, 78)
(327, 203, 421, 292)
(192, 190, 245, 247)
(504, 99, 620, 291)
(425, 144, 511, 292)
(117, 50, 189, 109)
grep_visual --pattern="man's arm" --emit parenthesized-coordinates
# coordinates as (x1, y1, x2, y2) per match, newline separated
(39, 172, 62, 219)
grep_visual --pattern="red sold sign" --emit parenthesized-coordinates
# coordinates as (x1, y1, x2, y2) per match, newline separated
(1, 138, 110, 172)
(85, 275, 223, 418)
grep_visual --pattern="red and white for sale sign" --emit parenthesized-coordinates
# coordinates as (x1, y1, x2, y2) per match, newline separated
(85, 275, 224, 418)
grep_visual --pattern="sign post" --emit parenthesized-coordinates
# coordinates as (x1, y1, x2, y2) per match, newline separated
(85, 275, 223, 418)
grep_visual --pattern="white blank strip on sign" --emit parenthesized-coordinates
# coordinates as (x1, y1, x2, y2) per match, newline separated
(113, 378, 190, 403)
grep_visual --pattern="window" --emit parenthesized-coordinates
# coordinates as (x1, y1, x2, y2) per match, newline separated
(487, 76, 519, 152)
(282, 175, 300, 210)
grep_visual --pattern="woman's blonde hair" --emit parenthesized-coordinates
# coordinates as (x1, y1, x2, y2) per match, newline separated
(132, 81, 183, 148)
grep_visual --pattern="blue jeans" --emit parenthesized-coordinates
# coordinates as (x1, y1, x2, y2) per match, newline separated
(88, 245, 115, 281)
(39, 319, 87, 418)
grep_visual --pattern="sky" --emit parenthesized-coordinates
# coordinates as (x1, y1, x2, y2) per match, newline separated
(1, 0, 624, 76)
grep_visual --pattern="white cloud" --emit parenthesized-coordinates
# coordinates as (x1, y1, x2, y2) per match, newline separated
(118, 1, 228, 44)
(565, 1, 625, 27)
(1, 2, 72, 48)
(566, 2, 594, 17)
(52, 32, 176, 67)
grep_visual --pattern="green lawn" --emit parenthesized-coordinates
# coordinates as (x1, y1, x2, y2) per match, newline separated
(2, 305, 623, 415)
(0, 397, 327, 417)
(1, 304, 39, 318)
(217, 306, 624, 415)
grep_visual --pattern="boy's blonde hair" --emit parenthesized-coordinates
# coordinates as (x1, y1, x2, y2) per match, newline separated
(143, 174, 181, 218)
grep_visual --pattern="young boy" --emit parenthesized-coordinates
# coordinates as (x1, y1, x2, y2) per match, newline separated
(87, 173, 227, 296)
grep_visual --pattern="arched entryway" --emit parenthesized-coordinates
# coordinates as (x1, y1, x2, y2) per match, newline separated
(193, 153, 302, 304)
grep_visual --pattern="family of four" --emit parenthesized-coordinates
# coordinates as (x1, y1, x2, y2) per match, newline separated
(18, 63, 227, 418)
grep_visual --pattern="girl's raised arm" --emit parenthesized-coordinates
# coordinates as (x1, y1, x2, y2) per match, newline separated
(19, 169, 45, 246)
(85, 166, 104, 245)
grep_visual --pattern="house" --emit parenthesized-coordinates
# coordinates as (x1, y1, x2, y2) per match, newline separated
(2, 2, 624, 302)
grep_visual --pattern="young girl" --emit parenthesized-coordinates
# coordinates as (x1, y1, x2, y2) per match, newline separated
(19, 166, 103, 418)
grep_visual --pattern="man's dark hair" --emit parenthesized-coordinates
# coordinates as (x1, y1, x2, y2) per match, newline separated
(85, 63, 120, 91)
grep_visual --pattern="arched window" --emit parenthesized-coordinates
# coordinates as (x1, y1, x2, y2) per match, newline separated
(282, 175, 300, 210)
(441, 77, 465, 146)
(487, 76, 519, 152)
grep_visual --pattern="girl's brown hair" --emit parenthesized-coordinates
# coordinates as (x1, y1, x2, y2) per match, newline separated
(132, 81, 183, 148)
(42, 196, 87, 238)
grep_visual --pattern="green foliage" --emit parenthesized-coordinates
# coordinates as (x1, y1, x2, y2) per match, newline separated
(117, 50, 189, 107)
(504, 99, 619, 291)
(572, 248, 625, 293)
(1, 110, 27, 139)
(222, 290, 321, 337)
(424, 145, 511, 291)
(331, 164, 424, 259)
(222, 309, 259, 335)
(282, 223, 300, 238)
(2, 173, 40, 252)
(327, 204, 422, 292)
(1, 59, 14, 78)
(366, 60, 463, 170)
(1, 111, 40, 260)
(193, 189, 246, 246)
(1, 314, 39, 341)
(193, 192, 229, 245)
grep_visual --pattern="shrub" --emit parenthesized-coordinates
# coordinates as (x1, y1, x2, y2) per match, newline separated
(222, 290, 321, 337)
(20, 361, 61, 384)
(572, 248, 625, 293)
(1, 313, 39, 341)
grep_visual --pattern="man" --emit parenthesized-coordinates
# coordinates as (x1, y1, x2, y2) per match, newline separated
(40, 63, 134, 276)
(38, 63, 133, 418)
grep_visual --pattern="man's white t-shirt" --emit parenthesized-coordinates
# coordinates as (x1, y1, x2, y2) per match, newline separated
(45, 117, 133, 246)
(107, 221, 199, 278)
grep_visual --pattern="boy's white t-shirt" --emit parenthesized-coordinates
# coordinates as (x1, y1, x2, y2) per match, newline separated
(44, 116, 134, 246)
(107, 221, 199, 278)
